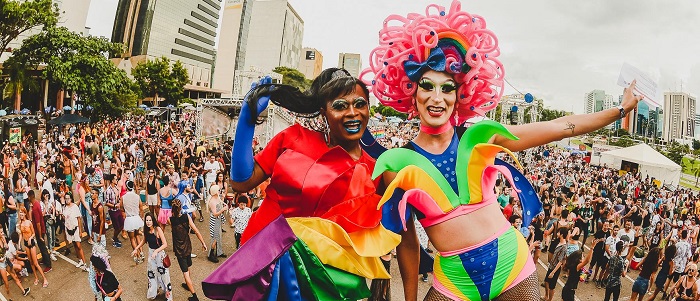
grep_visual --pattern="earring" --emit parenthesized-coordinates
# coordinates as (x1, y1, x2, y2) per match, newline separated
(320, 115, 330, 144)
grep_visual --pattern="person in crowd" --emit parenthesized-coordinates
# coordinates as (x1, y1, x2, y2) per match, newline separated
(132, 212, 172, 301)
(157, 176, 176, 229)
(544, 228, 568, 301)
(672, 230, 693, 285)
(589, 220, 611, 287)
(18, 207, 49, 287)
(0, 225, 30, 299)
(122, 180, 145, 263)
(104, 174, 124, 248)
(63, 192, 87, 270)
(170, 199, 206, 301)
(90, 187, 106, 247)
(202, 154, 220, 201)
(669, 262, 698, 301)
(562, 248, 594, 301)
(146, 165, 160, 217)
(29, 190, 52, 272)
(41, 189, 58, 261)
(629, 247, 660, 301)
(3, 178, 18, 236)
(228, 195, 252, 249)
(603, 241, 626, 301)
(206, 184, 227, 263)
(90, 255, 123, 301)
(77, 175, 94, 245)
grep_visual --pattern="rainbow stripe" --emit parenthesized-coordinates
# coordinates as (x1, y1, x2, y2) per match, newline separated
(433, 227, 529, 300)
(421, 30, 472, 61)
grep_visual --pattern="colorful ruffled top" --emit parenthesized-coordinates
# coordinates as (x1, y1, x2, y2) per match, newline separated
(373, 120, 541, 229)
(203, 124, 400, 301)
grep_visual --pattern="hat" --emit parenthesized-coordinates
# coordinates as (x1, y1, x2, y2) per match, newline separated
(38, 161, 46, 168)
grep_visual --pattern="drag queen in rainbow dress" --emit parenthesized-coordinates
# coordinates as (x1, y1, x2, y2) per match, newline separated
(361, 1, 644, 300)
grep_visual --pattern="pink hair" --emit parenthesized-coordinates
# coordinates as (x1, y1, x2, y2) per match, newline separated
(361, 0, 504, 125)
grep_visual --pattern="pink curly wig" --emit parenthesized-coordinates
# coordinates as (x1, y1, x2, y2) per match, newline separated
(361, 0, 504, 125)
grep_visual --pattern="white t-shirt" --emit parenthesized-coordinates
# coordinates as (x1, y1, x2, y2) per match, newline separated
(204, 161, 220, 183)
(605, 235, 620, 258)
(617, 228, 636, 258)
(42, 180, 54, 203)
(63, 204, 81, 230)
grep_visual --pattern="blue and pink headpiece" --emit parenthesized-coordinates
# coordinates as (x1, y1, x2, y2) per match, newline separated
(362, 0, 504, 125)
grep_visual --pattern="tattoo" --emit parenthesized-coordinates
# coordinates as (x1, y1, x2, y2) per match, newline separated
(565, 122, 576, 135)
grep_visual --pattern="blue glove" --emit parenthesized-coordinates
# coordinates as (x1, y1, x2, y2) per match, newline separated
(230, 76, 272, 182)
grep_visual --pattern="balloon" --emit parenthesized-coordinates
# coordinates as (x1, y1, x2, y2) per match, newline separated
(0, 110, 7, 116)
(524, 93, 534, 103)
(511, 105, 518, 112)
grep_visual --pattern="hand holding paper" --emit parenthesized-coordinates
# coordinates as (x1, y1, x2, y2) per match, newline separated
(621, 80, 644, 114)
(617, 63, 662, 108)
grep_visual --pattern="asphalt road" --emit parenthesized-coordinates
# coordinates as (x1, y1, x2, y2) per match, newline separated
(0, 217, 652, 301)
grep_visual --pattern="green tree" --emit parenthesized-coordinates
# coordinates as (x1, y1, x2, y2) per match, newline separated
(664, 141, 688, 165)
(610, 136, 635, 148)
(539, 108, 567, 122)
(5, 26, 135, 117)
(0, 0, 58, 59)
(693, 139, 700, 151)
(273, 66, 311, 90)
(613, 128, 630, 137)
(132, 56, 189, 106)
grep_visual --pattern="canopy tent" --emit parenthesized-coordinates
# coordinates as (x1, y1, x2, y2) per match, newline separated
(47, 114, 90, 125)
(597, 143, 681, 185)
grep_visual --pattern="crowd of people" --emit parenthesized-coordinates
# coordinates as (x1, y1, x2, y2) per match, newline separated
(0, 114, 257, 301)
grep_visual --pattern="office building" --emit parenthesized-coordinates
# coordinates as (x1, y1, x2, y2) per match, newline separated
(1, 0, 92, 62)
(243, 0, 304, 73)
(662, 92, 696, 141)
(299, 47, 323, 79)
(212, 0, 254, 93)
(111, 0, 221, 90)
(584, 90, 606, 114)
(696, 114, 700, 139)
(338, 53, 362, 78)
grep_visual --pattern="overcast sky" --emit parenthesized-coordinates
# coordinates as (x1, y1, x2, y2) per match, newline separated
(86, 0, 700, 114)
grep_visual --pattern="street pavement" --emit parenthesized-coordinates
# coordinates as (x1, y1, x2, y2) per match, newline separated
(0, 216, 648, 301)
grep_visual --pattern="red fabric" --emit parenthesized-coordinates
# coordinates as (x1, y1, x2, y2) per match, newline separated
(240, 200, 283, 245)
(244, 124, 382, 238)
(31, 200, 45, 236)
(503, 204, 513, 220)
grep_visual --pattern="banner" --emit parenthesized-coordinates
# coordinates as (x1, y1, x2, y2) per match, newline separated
(9, 127, 20, 144)
(373, 129, 385, 139)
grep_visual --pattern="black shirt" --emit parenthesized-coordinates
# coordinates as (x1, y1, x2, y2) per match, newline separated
(97, 270, 121, 300)
(170, 214, 192, 258)
(592, 230, 610, 254)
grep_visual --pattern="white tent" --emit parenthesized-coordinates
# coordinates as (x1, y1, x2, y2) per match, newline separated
(597, 144, 681, 185)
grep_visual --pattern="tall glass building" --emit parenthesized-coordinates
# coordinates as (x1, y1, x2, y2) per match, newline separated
(112, 0, 220, 89)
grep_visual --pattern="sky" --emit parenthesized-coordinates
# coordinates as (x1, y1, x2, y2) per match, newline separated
(86, 0, 700, 114)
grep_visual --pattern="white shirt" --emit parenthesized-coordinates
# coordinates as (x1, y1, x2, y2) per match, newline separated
(617, 228, 635, 257)
(204, 161, 220, 183)
(605, 235, 620, 258)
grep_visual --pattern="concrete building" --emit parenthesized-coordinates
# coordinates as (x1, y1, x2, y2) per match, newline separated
(696, 114, 700, 139)
(627, 101, 660, 138)
(111, 0, 221, 92)
(299, 47, 323, 79)
(211, 0, 255, 93)
(244, 0, 304, 74)
(1, 0, 92, 62)
(663, 92, 696, 142)
(338, 53, 361, 77)
(584, 89, 606, 114)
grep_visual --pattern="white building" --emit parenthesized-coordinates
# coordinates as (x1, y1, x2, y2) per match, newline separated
(111, 0, 221, 91)
(663, 92, 696, 142)
(244, 0, 304, 73)
(1, 0, 92, 62)
(212, 0, 254, 93)
(584, 89, 606, 114)
(338, 53, 362, 78)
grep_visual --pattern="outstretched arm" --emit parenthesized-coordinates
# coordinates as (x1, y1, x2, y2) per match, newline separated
(493, 81, 643, 152)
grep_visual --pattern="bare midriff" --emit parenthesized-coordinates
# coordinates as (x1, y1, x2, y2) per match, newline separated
(425, 202, 508, 252)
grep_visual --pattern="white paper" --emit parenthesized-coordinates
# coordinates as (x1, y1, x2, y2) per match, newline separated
(617, 63, 662, 108)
